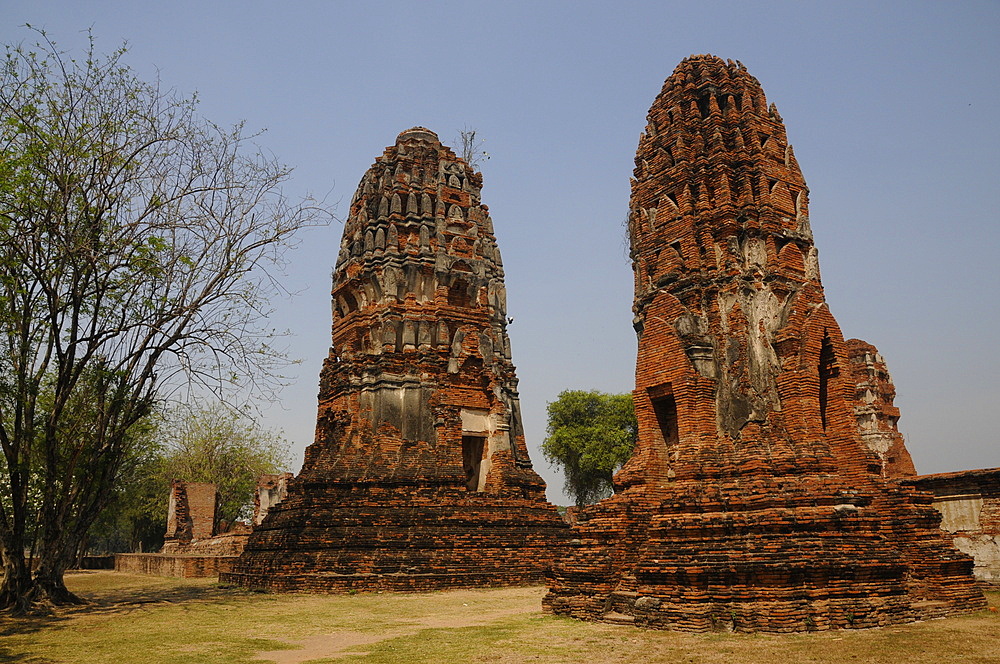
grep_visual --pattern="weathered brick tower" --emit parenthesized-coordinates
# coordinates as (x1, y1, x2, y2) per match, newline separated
(224, 128, 568, 592)
(543, 56, 984, 631)
(845, 339, 916, 479)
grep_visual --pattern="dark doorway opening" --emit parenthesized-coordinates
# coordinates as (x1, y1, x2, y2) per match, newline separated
(651, 394, 679, 446)
(819, 332, 839, 430)
(462, 435, 486, 491)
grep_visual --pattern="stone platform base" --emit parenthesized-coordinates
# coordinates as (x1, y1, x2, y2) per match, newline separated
(225, 483, 570, 594)
(544, 481, 986, 633)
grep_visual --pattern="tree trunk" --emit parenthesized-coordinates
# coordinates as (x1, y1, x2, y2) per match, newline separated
(0, 547, 36, 613)
(32, 568, 83, 606)
(32, 526, 85, 606)
(1, 547, 84, 612)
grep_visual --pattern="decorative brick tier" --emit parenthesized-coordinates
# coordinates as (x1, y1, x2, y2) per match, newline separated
(543, 55, 984, 632)
(223, 128, 568, 592)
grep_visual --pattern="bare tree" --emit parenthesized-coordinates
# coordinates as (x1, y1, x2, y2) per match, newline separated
(457, 126, 489, 170)
(0, 29, 329, 610)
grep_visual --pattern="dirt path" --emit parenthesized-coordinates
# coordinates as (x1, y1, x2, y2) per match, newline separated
(252, 588, 543, 663)
(254, 631, 408, 664)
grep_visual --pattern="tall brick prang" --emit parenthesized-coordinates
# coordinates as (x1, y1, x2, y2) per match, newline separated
(543, 56, 984, 632)
(223, 128, 568, 592)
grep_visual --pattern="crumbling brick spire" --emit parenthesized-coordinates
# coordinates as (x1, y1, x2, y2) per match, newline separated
(544, 55, 983, 632)
(224, 128, 568, 592)
(308, 126, 535, 489)
(621, 55, 826, 489)
(845, 339, 917, 478)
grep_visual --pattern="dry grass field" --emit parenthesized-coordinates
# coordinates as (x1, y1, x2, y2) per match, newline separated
(0, 571, 997, 664)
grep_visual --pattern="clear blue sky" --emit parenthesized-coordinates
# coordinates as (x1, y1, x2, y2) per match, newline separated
(4, 1, 998, 503)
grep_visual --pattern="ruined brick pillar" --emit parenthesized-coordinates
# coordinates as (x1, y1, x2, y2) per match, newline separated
(163, 480, 219, 551)
(543, 56, 983, 631)
(224, 128, 568, 592)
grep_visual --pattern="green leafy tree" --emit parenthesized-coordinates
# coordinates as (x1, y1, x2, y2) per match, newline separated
(541, 390, 637, 507)
(157, 402, 290, 526)
(0, 28, 327, 610)
(76, 420, 166, 556)
(85, 401, 290, 554)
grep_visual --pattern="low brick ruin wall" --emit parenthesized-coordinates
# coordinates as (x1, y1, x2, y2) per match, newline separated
(114, 553, 237, 578)
(904, 468, 1000, 585)
(160, 530, 249, 557)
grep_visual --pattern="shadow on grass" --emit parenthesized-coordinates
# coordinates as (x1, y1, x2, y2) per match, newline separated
(0, 647, 54, 664)
(0, 572, 248, 638)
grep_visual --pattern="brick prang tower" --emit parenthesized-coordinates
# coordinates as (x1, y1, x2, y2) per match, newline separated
(543, 56, 984, 632)
(845, 339, 917, 479)
(224, 127, 568, 592)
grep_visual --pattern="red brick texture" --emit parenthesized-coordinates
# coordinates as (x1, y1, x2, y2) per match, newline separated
(905, 469, 1000, 585)
(162, 480, 250, 556)
(222, 128, 569, 592)
(543, 56, 984, 632)
(163, 480, 218, 547)
(115, 553, 237, 578)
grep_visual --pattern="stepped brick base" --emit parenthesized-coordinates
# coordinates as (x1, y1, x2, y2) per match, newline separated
(545, 479, 983, 632)
(222, 484, 568, 592)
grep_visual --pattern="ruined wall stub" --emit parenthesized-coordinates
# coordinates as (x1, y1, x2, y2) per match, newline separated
(161, 480, 250, 557)
(223, 128, 569, 592)
(164, 481, 218, 546)
(544, 55, 984, 632)
(253, 472, 292, 526)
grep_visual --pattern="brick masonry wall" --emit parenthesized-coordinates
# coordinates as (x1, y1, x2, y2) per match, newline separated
(161, 530, 249, 557)
(184, 483, 219, 540)
(164, 481, 219, 545)
(905, 469, 1000, 584)
(223, 128, 569, 592)
(543, 55, 984, 632)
